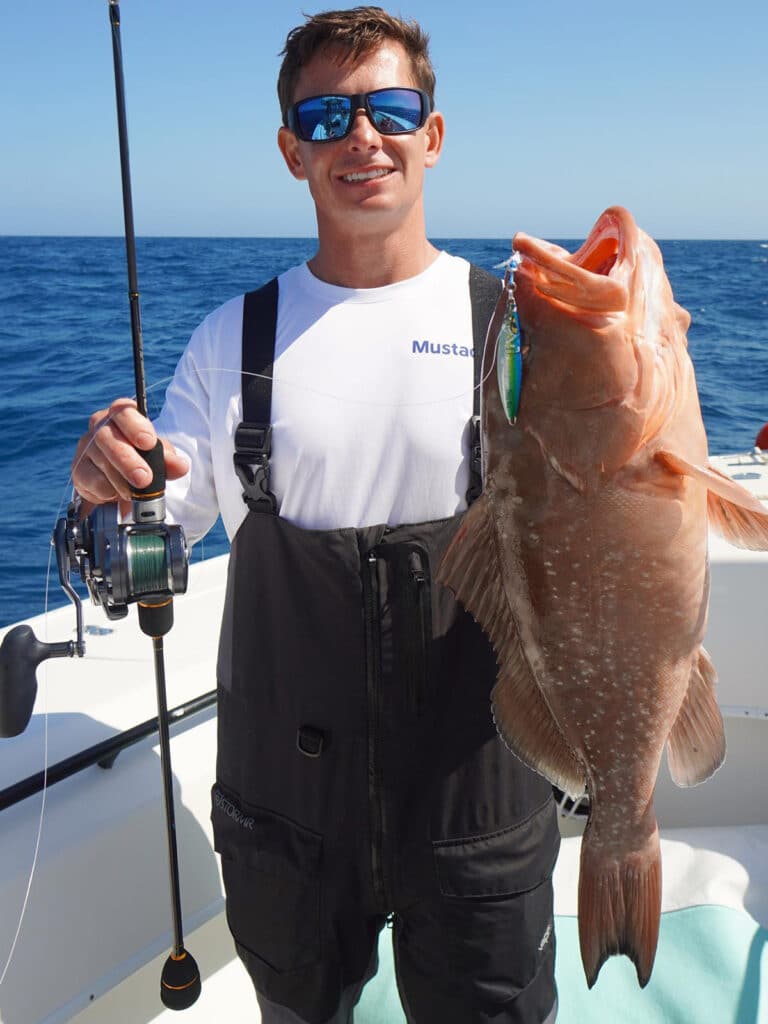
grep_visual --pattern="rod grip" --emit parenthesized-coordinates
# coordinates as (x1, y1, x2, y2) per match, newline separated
(132, 439, 166, 499)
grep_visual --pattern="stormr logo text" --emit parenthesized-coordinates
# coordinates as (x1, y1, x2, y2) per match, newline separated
(213, 788, 255, 830)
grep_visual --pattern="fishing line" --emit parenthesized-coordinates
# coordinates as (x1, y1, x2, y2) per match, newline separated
(193, 361, 501, 410)
(0, 459, 97, 986)
(0, 544, 57, 986)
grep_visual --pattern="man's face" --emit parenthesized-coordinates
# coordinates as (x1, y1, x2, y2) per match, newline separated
(278, 42, 443, 236)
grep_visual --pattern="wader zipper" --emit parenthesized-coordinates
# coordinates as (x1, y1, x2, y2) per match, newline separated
(407, 549, 431, 715)
(362, 547, 386, 908)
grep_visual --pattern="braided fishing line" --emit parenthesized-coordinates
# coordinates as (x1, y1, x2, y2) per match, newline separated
(129, 534, 170, 596)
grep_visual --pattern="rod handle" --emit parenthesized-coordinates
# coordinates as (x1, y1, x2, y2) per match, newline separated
(131, 439, 166, 500)
(161, 947, 201, 1010)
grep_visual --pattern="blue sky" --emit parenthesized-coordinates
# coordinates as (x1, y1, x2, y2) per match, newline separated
(2, 1, 766, 239)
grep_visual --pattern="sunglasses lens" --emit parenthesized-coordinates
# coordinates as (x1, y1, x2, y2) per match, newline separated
(368, 89, 425, 134)
(295, 96, 352, 141)
(290, 89, 428, 141)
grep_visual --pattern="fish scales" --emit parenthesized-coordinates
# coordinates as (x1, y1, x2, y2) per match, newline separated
(438, 206, 768, 988)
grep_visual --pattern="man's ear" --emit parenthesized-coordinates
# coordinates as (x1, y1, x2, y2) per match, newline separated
(278, 126, 307, 180)
(423, 111, 445, 169)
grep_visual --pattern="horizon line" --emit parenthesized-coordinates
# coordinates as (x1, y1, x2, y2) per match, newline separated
(2, 233, 767, 243)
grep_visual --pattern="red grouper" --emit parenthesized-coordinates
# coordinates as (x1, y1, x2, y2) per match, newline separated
(438, 206, 768, 988)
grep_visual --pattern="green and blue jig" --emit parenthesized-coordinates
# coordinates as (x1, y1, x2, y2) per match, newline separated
(494, 256, 524, 424)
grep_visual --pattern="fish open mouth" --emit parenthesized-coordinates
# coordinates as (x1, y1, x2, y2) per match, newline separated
(512, 207, 636, 314)
(577, 234, 620, 277)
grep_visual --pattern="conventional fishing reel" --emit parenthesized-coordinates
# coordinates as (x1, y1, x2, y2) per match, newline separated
(61, 487, 188, 626)
(0, 441, 189, 739)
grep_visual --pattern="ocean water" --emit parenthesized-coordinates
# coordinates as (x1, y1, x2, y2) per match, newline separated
(0, 236, 766, 628)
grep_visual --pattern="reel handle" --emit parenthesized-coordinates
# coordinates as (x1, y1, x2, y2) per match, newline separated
(0, 626, 75, 738)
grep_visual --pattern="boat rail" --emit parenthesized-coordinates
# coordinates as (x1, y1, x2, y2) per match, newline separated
(0, 689, 217, 812)
(3, 692, 764, 816)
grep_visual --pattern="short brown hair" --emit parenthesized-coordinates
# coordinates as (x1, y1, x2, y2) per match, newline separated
(278, 6, 436, 125)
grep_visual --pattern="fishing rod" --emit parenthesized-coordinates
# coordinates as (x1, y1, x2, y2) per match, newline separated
(0, 1, 198, 1011)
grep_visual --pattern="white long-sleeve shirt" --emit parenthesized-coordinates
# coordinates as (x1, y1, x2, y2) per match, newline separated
(156, 252, 480, 545)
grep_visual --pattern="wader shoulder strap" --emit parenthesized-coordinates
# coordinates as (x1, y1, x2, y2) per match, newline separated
(233, 277, 279, 513)
(467, 264, 503, 505)
(233, 265, 501, 513)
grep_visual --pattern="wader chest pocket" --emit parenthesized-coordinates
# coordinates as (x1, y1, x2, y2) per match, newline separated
(211, 784, 323, 973)
(432, 798, 559, 898)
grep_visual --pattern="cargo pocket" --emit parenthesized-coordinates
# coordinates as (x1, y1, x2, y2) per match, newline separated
(432, 797, 559, 898)
(211, 783, 323, 973)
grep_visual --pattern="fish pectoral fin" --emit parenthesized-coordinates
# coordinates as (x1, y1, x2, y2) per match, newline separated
(655, 450, 768, 550)
(666, 647, 726, 788)
(437, 494, 586, 798)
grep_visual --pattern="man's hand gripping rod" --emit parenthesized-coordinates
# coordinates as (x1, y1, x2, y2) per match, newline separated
(0, 2, 199, 1010)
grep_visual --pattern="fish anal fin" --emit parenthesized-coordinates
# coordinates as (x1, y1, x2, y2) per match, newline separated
(438, 495, 586, 798)
(579, 824, 661, 988)
(655, 449, 768, 550)
(667, 647, 726, 787)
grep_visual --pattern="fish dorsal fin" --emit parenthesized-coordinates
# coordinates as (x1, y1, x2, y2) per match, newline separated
(656, 450, 768, 550)
(437, 494, 586, 798)
(666, 646, 726, 787)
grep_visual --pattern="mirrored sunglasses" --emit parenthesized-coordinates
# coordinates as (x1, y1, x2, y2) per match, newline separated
(286, 88, 432, 143)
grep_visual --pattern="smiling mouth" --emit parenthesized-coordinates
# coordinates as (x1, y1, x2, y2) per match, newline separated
(341, 168, 393, 183)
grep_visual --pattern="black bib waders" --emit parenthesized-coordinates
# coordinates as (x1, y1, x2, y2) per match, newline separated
(211, 269, 560, 1024)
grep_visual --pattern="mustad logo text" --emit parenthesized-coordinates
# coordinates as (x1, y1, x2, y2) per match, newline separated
(412, 339, 474, 358)
(213, 787, 255, 831)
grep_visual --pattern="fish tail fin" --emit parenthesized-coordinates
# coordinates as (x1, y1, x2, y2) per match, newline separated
(579, 822, 661, 989)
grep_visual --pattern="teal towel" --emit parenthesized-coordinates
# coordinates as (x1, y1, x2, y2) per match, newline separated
(356, 907, 768, 1023)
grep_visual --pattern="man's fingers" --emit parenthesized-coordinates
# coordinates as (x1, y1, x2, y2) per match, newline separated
(82, 400, 159, 490)
(90, 399, 158, 451)
(91, 425, 156, 489)
(73, 398, 189, 506)
(73, 445, 130, 503)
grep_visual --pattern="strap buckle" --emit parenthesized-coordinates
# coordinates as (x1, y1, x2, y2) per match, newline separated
(233, 422, 277, 513)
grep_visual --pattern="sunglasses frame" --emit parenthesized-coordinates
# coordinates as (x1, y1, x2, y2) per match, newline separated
(285, 88, 432, 143)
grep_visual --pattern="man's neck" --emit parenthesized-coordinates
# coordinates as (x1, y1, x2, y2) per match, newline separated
(308, 216, 439, 289)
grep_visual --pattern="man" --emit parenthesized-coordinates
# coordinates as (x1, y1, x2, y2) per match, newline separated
(72, 8, 560, 1023)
